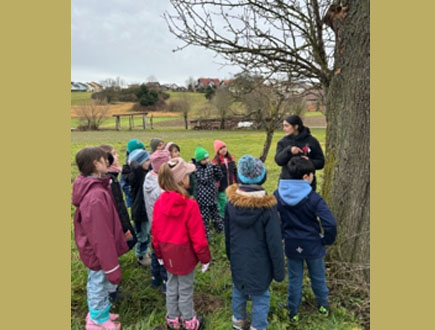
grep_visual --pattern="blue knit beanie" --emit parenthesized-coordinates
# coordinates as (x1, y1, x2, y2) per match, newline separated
(237, 155, 266, 184)
(128, 149, 150, 165)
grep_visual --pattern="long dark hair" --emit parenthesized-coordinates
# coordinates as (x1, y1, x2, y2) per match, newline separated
(213, 150, 233, 164)
(284, 115, 305, 132)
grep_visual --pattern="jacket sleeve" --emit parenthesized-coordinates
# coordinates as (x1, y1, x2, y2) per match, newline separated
(196, 166, 211, 184)
(264, 207, 285, 282)
(224, 203, 231, 261)
(315, 196, 337, 246)
(213, 164, 223, 181)
(187, 201, 211, 264)
(151, 201, 162, 258)
(309, 138, 325, 170)
(275, 140, 294, 166)
(82, 197, 122, 284)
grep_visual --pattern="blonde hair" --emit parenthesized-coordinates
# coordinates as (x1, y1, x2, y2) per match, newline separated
(158, 162, 190, 198)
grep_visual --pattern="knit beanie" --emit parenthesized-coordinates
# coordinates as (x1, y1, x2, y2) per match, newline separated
(168, 157, 195, 184)
(128, 149, 150, 165)
(237, 154, 267, 184)
(150, 138, 164, 153)
(127, 139, 145, 153)
(213, 140, 227, 153)
(150, 150, 170, 173)
(194, 147, 209, 162)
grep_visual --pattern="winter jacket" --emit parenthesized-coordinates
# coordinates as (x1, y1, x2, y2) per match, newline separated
(120, 154, 134, 207)
(211, 155, 238, 193)
(106, 171, 137, 250)
(224, 184, 285, 295)
(72, 176, 129, 284)
(121, 162, 149, 226)
(274, 127, 325, 189)
(274, 179, 337, 259)
(194, 161, 223, 206)
(143, 171, 163, 225)
(152, 191, 211, 275)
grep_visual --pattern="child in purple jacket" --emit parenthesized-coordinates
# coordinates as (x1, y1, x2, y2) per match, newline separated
(73, 147, 129, 330)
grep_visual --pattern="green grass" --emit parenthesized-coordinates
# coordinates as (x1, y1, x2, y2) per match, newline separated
(303, 111, 325, 117)
(71, 116, 183, 129)
(71, 92, 93, 105)
(71, 128, 362, 330)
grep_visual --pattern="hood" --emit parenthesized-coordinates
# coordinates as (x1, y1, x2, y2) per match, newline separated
(72, 175, 109, 207)
(158, 191, 188, 217)
(277, 179, 312, 206)
(295, 126, 311, 140)
(226, 184, 277, 228)
(144, 172, 159, 193)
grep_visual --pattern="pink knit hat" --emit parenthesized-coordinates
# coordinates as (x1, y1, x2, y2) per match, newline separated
(214, 140, 227, 153)
(150, 150, 170, 173)
(168, 157, 195, 183)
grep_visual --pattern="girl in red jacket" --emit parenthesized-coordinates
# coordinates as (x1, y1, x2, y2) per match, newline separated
(152, 157, 211, 330)
(72, 147, 128, 330)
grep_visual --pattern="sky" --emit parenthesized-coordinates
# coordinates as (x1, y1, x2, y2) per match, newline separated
(71, 0, 240, 86)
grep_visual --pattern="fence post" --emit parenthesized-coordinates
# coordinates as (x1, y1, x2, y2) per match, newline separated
(142, 115, 147, 129)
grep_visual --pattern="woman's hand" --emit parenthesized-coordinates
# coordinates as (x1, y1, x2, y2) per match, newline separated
(291, 146, 303, 155)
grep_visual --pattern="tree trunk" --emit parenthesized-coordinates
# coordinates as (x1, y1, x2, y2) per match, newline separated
(259, 125, 274, 163)
(184, 113, 188, 129)
(322, 0, 370, 283)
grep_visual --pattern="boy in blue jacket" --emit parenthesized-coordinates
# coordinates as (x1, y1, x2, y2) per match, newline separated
(274, 157, 337, 324)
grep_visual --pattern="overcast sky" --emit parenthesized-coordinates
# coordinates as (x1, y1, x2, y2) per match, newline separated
(71, 0, 240, 86)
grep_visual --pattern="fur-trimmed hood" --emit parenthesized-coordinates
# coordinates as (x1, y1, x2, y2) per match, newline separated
(226, 184, 277, 209)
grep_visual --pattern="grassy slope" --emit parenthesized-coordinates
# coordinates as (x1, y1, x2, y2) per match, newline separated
(71, 129, 362, 329)
(71, 92, 93, 105)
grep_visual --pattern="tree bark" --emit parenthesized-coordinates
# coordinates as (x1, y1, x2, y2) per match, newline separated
(322, 0, 370, 283)
(259, 126, 274, 163)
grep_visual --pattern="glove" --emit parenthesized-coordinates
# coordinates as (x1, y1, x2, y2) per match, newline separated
(158, 259, 164, 265)
(105, 267, 122, 285)
(201, 263, 210, 273)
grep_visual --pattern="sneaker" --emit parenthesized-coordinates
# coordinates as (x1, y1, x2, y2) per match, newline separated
(232, 315, 249, 330)
(318, 306, 329, 316)
(85, 317, 121, 330)
(165, 314, 181, 329)
(137, 254, 152, 266)
(249, 326, 258, 330)
(289, 314, 299, 325)
(183, 315, 203, 330)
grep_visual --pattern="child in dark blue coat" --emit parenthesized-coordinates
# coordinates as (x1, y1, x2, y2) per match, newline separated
(274, 157, 337, 324)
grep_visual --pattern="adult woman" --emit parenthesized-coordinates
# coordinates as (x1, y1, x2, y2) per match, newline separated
(275, 115, 325, 191)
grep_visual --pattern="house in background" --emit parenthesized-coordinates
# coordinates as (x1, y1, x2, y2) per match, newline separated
(196, 78, 220, 89)
(88, 81, 103, 92)
(71, 82, 88, 92)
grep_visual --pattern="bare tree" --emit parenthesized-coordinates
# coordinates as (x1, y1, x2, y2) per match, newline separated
(76, 100, 110, 130)
(185, 76, 196, 91)
(168, 95, 191, 129)
(212, 87, 234, 129)
(165, 0, 370, 286)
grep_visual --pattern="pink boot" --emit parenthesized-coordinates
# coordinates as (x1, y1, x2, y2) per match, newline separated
(86, 312, 119, 322)
(183, 315, 203, 330)
(85, 316, 121, 330)
(165, 314, 181, 329)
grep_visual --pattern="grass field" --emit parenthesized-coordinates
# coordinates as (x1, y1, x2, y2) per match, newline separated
(71, 92, 93, 105)
(71, 128, 363, 329)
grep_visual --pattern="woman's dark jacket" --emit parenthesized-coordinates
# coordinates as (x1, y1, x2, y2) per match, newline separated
(211, 156, 238, 193)
(121, 162, 149, 227)
(274, 127, 325, 190)
(106, 171, 137, 250)
(224, 184, 285, 295)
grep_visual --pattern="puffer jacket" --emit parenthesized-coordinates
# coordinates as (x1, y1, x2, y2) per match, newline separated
(72, 175, 129, 284)
(143, 171, 163, 225)
(152, 191, 211, 275)
(274, 179, 337, 259)
(224, 184, 285, 295)
(211, 155, 238, 193)
(194, 161, 223, 206)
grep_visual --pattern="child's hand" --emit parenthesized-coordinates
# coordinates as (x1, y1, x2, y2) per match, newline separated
(291, 146, 303, 155)
(158, 259, 164, 265)
(201, 263, 210, 273)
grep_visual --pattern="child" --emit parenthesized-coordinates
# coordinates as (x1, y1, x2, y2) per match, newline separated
(193, 146, 224, 239)
(211, 140, 238, 218)
(72, 147, 128, 330)
(274, 157, 337, 324)
(121, 148, 152, 266)
(164, 141, 181, 159)
(121, 139, 145, 208)
(225, 155, 285, 330)
(152, 157, 211, 330)
(99, 145, 137, 251)
(150, 138, 165, 154)
(143, 149, 171, 293)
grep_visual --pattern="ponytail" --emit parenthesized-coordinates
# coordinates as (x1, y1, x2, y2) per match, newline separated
(284, 114, 305, 132)
(158, 162, 189, 197)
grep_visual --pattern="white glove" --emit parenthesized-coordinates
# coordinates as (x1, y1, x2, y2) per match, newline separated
(158, 259, 164, 265)
(201, 263, 210, 273)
